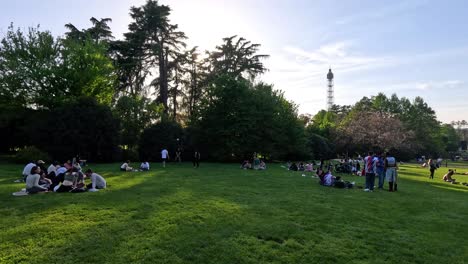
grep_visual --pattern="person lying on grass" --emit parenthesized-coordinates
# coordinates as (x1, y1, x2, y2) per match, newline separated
(25, 166, 48, 194)
(85, 169, 107, 190)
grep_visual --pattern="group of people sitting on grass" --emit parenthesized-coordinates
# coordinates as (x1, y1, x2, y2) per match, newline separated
(21, 160, 106, 194)
(119, 148, 202, 170)
(286, 161, 314, 172)
(120, 160, 150, 172)
(241, 153, 267, 170)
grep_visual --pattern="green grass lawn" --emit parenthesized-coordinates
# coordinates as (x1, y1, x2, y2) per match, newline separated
(1, 162, 467, 264)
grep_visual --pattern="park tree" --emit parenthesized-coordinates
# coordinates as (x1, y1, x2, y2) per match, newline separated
(113, 95, 163, 149)
(121, 0, 187, 114)
(206, 35, 269, 80)
(191, 75, 307, 161)
(184, 47, 206, 120)
(32, 97, 120, 162)
(0, 25, 61, 108)
(0, 24, 116, 109)
(439, 124, 460, 153)
(139, 121, 184, 161)
(336, 111, 416, 156)
(65, 17, 113, 43)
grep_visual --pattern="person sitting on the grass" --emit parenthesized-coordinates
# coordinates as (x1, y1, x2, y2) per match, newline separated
(305, 163, 313, 172)
(333, 176, 354, 188)
(26, 166, 48, 194)
(73, 161, 82, 171)
(55, 168, 75, 192)
(64, 160, 73, 170)
(140, 161, 150, 171)
(442, 169, 456, 183)
(322, 171, 335, 186)
(22, 161, 36, 182)
(289, 162, 298, 171)
(259, 160, 266, 170)
(241, 160, 252, 169)
(253, 156, 260, 170)
(120, 160, 133, 171)
(298, 162, 305, 171)
(36, 160, 47, 176)
(47, 161, 58, 177)
(38, 167, 52, 189)
(85, 169, 107, 190)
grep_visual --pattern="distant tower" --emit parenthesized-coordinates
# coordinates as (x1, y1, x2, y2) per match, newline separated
(326, 68, 334, 111)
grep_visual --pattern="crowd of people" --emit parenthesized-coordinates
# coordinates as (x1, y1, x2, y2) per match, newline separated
(15, 148, 468, 195)
(241, 153, 267, 170)
(282, 152, 399, 192)
(20, 159, 106, 195)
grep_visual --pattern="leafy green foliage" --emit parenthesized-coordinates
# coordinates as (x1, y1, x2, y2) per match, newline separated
(311, 93, 460, 159)
(12, 146, 50, 164)
(114, 96, 163, 148)
(139, 121, 184, 161)
(305, 129, 335, 160)
(32, 97, 120, 162)
(0, 104, 34, 152)
(0, 24, 116, 108)
(192, 75, 307, 161)
(206, 35, 269, 79)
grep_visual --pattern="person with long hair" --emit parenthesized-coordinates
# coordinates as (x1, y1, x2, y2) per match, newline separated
(25, 166, 48, 194)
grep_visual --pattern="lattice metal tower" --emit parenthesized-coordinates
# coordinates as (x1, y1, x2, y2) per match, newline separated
(326, 68, 334, 111)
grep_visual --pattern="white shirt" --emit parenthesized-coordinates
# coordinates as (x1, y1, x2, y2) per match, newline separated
(47, 164, 57, 174)
(90, 173, 106, 189)
(364, 156, 378, 174)
(324, 173, 334, 186)
(140, 162, 150, 170)
(56, 166, 67, 175)
(121, 163, 129, 169)
(161, 149, 169, 159)
(22, 163, 35, 176)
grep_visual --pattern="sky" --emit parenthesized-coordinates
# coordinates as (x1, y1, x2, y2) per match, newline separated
(1, 0, 468, 123)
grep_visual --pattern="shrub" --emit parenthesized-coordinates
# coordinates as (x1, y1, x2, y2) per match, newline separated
(12, 146, 50, 164)
(139, 121, 184, 161)
(32, 97, 120, 162)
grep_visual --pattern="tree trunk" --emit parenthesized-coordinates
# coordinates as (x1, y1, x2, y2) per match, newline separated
(159, 46, 168, 114)
(173, 67, 178, 121)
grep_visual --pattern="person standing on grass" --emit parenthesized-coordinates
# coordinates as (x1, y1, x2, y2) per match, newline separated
(384, 151, 398, 192)
(175, 148, 182, 163)
(428, 158, 437, 179)
(161, 148, 169, 168)
(364, 151, 378, 192)
(376, 152, 386, 189)
(193, 150, 201, 168)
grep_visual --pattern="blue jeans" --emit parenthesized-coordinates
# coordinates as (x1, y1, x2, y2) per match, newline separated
(365, 172, 375, 190)
(377, 170, 385, 188)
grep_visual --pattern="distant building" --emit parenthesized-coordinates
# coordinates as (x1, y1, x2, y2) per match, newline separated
(326, 68, 334, 111)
